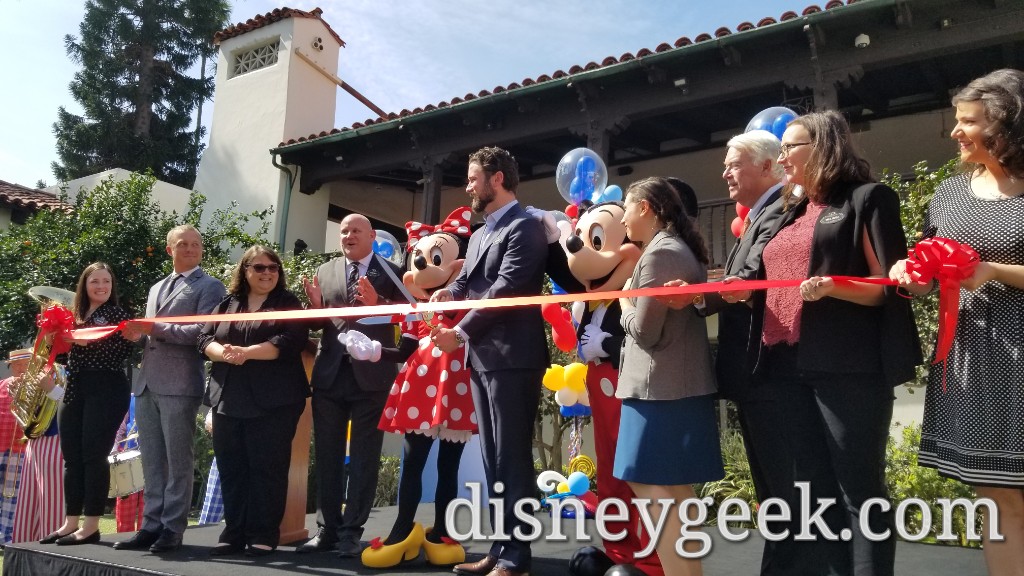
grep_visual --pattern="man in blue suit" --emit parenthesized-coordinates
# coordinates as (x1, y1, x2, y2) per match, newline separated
(431, 147, 548, 576)
(118, 224, 226, 553)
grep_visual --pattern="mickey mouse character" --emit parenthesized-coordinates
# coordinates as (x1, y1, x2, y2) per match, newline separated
(562, 202, 664, 576)
(356, 207, 477, 569)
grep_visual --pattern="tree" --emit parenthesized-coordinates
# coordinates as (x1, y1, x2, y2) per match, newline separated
(52, 0, 230, 188)
(0, 172, 280, 352)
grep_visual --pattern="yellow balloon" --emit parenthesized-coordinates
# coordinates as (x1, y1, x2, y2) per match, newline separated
(564, 362, 588, 393)
(543, 365, 565, 391)
(557, 481, 570, 494)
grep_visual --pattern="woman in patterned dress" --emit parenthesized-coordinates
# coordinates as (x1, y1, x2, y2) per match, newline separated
(890, 68, 1024, 576)
(44, 262, 133, 545)
(360, 208, 477, 569)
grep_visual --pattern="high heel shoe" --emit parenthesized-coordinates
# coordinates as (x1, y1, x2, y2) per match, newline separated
(422, 527, 465, 566)
(360, 523, 424, 568)
(55, 531, 101, 546)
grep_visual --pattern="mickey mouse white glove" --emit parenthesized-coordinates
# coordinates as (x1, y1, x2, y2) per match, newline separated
(339, 330, 381, 362)
(579, 324, 611, 362)
(525, 205, 561, 244)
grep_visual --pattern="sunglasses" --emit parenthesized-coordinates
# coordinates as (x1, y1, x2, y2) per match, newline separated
(247, 264, 280, 273)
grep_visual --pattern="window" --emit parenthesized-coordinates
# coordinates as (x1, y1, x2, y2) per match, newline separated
(231, 39, 281, 77)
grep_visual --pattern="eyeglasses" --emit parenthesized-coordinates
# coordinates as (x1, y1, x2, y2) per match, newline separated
(247, 264, 280, 273)
(779, 142, 811, 157)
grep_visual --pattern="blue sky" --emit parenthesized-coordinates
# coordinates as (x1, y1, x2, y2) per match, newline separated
(0, 0, 803, 188)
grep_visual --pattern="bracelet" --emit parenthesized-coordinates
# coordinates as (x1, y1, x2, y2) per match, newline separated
(692, 293, 705, 307)
(454, 330, 466, 345)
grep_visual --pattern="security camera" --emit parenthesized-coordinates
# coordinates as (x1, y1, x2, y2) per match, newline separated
(854, 33, 870, 48)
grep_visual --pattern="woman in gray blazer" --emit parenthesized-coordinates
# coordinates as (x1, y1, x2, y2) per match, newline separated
(615, 177, 723, 576)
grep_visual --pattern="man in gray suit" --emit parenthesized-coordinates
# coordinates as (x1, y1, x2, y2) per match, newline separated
(298, 213, 405, 557)
(117, 224, 226, 552)
(431, 147, 549, 576)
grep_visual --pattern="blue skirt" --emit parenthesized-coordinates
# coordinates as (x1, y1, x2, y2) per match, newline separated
(613, 395, 724, 485)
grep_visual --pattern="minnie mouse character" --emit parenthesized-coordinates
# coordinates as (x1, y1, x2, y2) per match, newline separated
(355, 207, 477, 569)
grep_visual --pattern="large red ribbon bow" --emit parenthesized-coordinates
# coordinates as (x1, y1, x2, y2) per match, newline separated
(905, 236, 979, 390)
(35, 304, 75, 369)
(405, 207, 473, 251)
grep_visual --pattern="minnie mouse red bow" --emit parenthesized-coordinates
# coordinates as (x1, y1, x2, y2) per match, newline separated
(905, 236, 979, 391)
(405, 206, 473, 251)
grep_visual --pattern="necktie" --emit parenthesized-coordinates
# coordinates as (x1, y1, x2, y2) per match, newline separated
(740, 214, 752, 238)
(346, 262, 359, 305)
(160, 274, 181, 308)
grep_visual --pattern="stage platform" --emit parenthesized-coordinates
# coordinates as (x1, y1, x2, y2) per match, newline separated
(2, 504, 987, 575)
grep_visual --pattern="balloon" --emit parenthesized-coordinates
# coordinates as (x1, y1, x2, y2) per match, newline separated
(557, 481, 570, 494)
(744, 106, 798, 140)
(559, 405, 574, 417)
(543, 365, 565, 391)
(579, 490, 598, 514)
(567, 471, 590, 496)
(593, 184, 623, 204)
(730, 216, 744, 238)
(735, 203, 750, 220)
(550, 280, 566, 295)
(555, 148, 608, 206)
(564, 362, 588, 393)
(373, 230, 405, 266)
(555, 387, 578, 406)
(542, 303, 576, 353)
(577, 387, 590, 407)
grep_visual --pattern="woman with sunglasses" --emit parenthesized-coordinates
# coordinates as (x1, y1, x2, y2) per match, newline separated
(198, 245, 309, 557)
(744, 111, 920, 576)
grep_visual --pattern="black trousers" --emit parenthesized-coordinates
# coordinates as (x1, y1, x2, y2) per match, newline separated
(388, 433, 467, 542)
(58, 369, 130, 517)
(758, 344, 896, 576)
(312, 359, 389, 542)
(471, 368, 543, 573)
(212, 401, 303, 548)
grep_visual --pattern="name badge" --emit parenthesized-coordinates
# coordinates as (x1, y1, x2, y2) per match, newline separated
(819, 211, 846, 225)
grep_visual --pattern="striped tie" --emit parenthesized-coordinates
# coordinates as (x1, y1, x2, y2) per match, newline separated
(346, 262, 359, 305)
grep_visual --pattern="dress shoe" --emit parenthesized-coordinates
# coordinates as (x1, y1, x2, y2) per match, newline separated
(210, 543, 244, 556)
(112, 528, 161, 550)
(149, 529, 183, 553)
(361, 523, 424, 568)
(245, 544, 276, 557)
(485, 567, 529, 576)
(39, 530, 74, 545)
(454, 554, 498, 575)
(336, 534, 362, 558)
(422, 527, 465, 566)
(296, 527, 338, 554)
(55, 531, 101, 546)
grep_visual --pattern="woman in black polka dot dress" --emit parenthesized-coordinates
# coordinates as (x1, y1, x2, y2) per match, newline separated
(42, 262, 133, 546)
(891, 69, 1024, 575)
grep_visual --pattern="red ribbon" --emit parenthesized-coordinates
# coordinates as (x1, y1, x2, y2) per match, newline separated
(35, 304, 74, 369)
(905, 237, 979, 390)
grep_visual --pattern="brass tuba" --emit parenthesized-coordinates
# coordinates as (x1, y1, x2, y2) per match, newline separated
(8, 286, 74, 439)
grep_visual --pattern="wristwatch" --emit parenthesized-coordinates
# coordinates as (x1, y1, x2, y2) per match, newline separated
(454, 330, 466, 345)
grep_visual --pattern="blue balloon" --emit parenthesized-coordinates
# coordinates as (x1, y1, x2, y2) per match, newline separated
(550, 280, 566, 295)
(569, 177, 586, 204)
(559, 406, 574, 417)
(744, 106, 798, 140)
(374, 240, 394, 258)
(556, 148, 608, 206)
(771, 113, 796, 139)
(567, 471, 590, 496)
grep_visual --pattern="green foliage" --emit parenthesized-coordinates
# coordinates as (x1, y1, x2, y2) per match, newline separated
(52, 0, 230, 187)
(374, 456, 402, 507)
(885, 424, 981, 547)
(0, 172, 282, 352)
(881, 158, 959, 390)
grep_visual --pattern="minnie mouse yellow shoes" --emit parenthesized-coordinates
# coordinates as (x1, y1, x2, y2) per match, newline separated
(422, 528, 465, 566)
(360, 523, 425, 568)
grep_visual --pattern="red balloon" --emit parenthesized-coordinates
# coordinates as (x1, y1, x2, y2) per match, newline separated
(735, 202, 750, 220)
(542, 303, 577, 352)
(565, 204, 579, 219)
(579, 490, 598, 514)
(730, 216, 744, 238)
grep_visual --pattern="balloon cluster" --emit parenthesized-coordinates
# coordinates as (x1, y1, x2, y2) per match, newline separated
(730, 202, 751, 239)
(537, 469, 598, 519)
(372, 230, 405, 267)
(543, 362, 591, 417)
(744, 106, 797, 140)
(542, 303, 576, 352)
(555, 148, 622, 218)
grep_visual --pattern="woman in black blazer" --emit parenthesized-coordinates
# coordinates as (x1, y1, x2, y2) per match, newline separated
(751, 111, 920, 576)
(199, 245, 309, 556)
